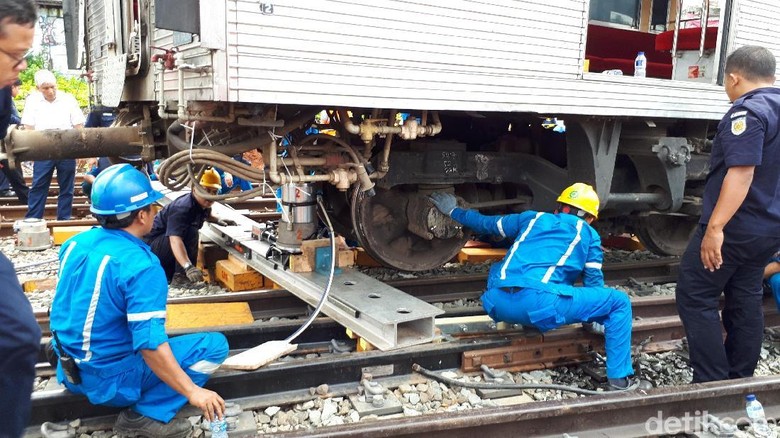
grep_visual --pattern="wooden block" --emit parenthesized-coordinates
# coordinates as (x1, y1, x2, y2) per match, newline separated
(289, 238, 356, 273)
(221, 340, 297, 370)
(52, 226, 93, 245)
(457, 247, 507, 264)
(165, 302, 254, 330)
(602, 234, 645, 251)
(354, 247, 383, 267)
(22, 276, 58, 292)
(227, 253, 252, 271)
(215, 259, 265, 291)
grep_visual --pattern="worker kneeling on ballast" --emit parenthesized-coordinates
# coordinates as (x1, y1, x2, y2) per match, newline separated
(49, 164, 228, 438)
(430, 183, 635, 390)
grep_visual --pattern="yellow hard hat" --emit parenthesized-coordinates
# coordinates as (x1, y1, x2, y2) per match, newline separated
(557, 183, 600, 218)
(199, 168, 222, 190)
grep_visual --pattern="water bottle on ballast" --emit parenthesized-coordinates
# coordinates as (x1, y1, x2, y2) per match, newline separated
(746, 394, 774, 437)
(634, 51, 647, 78)
(211, 417, 228, 438)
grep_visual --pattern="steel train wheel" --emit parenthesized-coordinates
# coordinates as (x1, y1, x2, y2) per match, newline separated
(350, 187, 469, 271)
(636, 214, 697, 256)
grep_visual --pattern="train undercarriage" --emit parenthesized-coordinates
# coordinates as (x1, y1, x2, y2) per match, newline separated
(3, 104, 712, 271)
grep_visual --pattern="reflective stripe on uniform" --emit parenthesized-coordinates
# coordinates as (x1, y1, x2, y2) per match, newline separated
(127, 310, 167, 322)
(81, 255, 111, 362)
(496, 217, 506, 238)
(500, 212, 544, 280)
(189, 360, 220, 374)
(585, 262, 602, 269)
(60, 241, 77, 272)
(541, 219, 583, 284)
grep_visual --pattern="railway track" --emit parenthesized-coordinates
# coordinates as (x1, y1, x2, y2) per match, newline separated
(28, 255, 780, 436)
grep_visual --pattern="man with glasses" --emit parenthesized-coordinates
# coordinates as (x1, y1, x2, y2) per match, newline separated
(0, 2, 42, 436)
(144, 168, 236, 287)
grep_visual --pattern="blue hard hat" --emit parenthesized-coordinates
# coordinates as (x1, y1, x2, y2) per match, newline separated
(90, 163, 164, 215)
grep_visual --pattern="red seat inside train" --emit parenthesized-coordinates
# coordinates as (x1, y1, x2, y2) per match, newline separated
(654, 26, 718, 51)
(586, 24, 672, 79)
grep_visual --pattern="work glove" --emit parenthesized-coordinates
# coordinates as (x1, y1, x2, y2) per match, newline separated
(216, 218, 238, 227)
(582, 322, 605, 336)
(430, 192, 458, 216)
(186, 265, 205, 283)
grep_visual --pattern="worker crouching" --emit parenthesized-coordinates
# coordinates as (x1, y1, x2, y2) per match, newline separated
(144, 168, 236, 287)
(49, 164, 228, 438)
(430, 183, 634, 389)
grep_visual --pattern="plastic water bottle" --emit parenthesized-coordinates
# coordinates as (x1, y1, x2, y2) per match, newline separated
(210, 418, 228, 438)
(746, 394, 773, 437)
(634, 51, 647, 78)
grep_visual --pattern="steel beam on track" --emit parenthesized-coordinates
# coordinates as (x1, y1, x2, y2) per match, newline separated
(200, 215, 444, 350)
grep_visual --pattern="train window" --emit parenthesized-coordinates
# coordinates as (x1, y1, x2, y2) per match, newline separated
(650, 0, 671, 31)
(589, 0, 642, 28)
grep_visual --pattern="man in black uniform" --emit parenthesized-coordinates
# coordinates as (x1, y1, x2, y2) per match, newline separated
(676, 45, 780, 383)
(0, 1, 41, 436)
(144, 168, 236, 285)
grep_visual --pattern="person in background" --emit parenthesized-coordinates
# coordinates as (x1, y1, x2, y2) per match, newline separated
(81, 156, 111, 199)
(430, 183, 635, 390)
(763, 253, 780, 311)
(675, 46, 780, 383)
(144, 168, 236, 286)
(0, 1, 42, 436)
(22, 69, 85, 220)
(215, 154, 253, 195)
(0, 78, 29, 201)
(49, 164, 228, 437)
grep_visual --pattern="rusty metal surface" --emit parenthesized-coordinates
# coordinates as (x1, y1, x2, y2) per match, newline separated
(5, 127, 145, 166)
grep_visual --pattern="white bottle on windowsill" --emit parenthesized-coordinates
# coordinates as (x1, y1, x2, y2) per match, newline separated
(634, 51, 647, 78)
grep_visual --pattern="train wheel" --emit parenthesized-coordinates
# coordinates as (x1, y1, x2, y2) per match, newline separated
(350, 187, 469, 271)
(636, 214, 697, 256)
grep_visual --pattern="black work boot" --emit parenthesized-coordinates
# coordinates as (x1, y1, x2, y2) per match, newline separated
(113, 409, 192, 438)
(607, 376, 637, 391)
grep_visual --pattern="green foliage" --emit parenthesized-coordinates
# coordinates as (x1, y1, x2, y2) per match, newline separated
(14, 53, 89, 112)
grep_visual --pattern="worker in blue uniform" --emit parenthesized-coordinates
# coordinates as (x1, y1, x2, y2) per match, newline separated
(0, 2, 41, 435)
(676, 46, 780, 383)
(144, 168, 236, 285)
(430, 183, 634, 389)
(763, 253, 780, 311)
(49, 164, 228, 438)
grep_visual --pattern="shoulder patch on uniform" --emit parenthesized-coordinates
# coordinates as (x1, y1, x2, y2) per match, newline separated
(731, 110, 748, 119)
(731, 117, 747, 135)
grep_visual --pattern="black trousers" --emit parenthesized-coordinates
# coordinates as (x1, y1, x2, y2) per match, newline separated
(0, 158, 29, 203)
(676, 225, 780, 382)
(146, 231, 199, 283)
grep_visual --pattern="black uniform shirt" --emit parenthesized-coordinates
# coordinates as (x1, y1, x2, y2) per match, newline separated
(145, 192, 210, 240)
(701, 87, 780, 236)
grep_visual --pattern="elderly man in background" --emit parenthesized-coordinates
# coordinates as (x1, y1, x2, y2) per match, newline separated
(0, 2, 42, 436)
(22, 69, 85, 220)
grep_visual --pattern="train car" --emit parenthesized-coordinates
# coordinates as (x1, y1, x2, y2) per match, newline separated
(23, 0, 778, 270)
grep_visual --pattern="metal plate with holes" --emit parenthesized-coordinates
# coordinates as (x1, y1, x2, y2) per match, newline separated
(200, 201, 444, 351)
(100, 55, 127, 107)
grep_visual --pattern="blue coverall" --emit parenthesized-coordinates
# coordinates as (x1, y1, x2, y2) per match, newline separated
(767, 253, 780, 312)
(451, 207, 633, 379)
(50, 227, 228, 422)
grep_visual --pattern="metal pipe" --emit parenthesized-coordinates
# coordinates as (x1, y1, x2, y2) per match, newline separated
(699, 0, 710, 58)
(671, 0, 683, 74)
(4, 127, 144, 166)
(607, 192, 666, 204)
